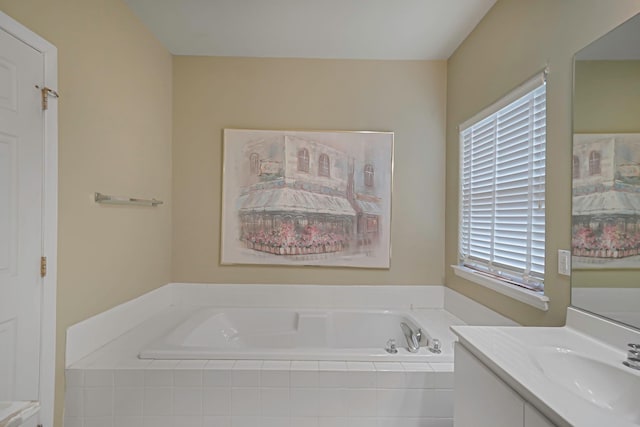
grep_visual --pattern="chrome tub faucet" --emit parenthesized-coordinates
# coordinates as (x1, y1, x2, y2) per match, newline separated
(623, 343, 640, 370)
(400, 322, 421, 353)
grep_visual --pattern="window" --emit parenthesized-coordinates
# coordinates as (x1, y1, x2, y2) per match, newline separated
(364, 164, 374, 187)
(573, 156, 580, 179)
(459, 72, 546, 291)
(250, 153, 259, 175)
(589, 151, 601, 175)
(298, 148, 309, 172)
(318, 154, 330, 177)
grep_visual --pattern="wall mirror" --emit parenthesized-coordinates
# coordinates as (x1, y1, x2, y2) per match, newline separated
(572, 12, 640, 329)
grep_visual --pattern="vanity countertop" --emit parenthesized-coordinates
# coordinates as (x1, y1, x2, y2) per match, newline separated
(0, 401, 39, 427)
(451, 324, 640, 427)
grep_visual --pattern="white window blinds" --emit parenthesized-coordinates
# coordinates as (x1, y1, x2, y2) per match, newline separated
(459, 73, 546, 291)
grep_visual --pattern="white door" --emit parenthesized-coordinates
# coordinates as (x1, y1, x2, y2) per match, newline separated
(0, 27, 44, 401)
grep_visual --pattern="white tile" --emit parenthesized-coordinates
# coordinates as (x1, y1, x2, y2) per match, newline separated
(318, 417, 349, 427)
(401, 363, 432, 372)
(402, 363, 435, 389)
(174, 387, 203, 415)
(205, 360, 236, 370)
(377, 388, 432, 417)
(343, 417, 377, 427)
(261, 361, 290, 370)
(428, 364, 454, 389)
(428, 363, 454, 373)
(347, 362, 375, 371)
(65, 387, 84, 417)
(115, 369, 145, 387)
(290, 388, 319, 416)
(231, 387, 261, 416)
(378, 418, 453, 427)
(175, 369, 203, 387)
(203, 388, 231, 416)
(84, 370, 114, 387)
(261, 388, 290, 416)
(83, 417, 112, 427)
(202, 416, 232, 427)
(145, 369, 174, 387)
(114, 387, 143, 416)
(204, 369, 231, 387)
(290, 417, 318, 427)
(233, 360, 263, 370)
(144, 387, 173, 416)
(318, 361, 347, 371)
(66, 369, 84, 387)
(63, 416, 84, 427)
(346, 389, 377, 417)
(318, 370, 346, 388)
(291, 367, 318, 388)
(260, 369, 289, 388)
(232, 362, 261, 387)
(114, 417, 144, 427)
(316, 388, 348, 416)
(143, 416, 173, 427)
(346, 370, 376, 389)
(261, 417, 291, 427)
(375, 362, 405, 389)
(230, 416, 260, 427)
(291, 361, 318, 370)
(84, 388, 113, 417)
(173, 415, 203, 427)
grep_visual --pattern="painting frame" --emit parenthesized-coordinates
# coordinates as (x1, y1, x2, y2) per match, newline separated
(221, 129, 394, 269)
(572, 133, 640, 270)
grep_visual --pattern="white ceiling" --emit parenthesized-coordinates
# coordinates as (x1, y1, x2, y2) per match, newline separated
(123, 0, 496, 60)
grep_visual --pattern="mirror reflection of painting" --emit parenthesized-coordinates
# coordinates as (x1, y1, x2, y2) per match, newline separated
(221, 129, 393, 268)
(572, 134, 640, 268)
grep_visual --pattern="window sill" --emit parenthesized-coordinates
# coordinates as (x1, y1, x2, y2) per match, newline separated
(451, 265, 549, 311)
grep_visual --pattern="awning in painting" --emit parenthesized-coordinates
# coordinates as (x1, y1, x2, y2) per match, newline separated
(355, 199, 382, 215)
(573, 191, 640, 216)
(237, 188, 357, 216)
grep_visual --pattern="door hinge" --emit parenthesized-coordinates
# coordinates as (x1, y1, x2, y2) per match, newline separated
(40, 256, 47, 277)
(35, 85, 59, 110)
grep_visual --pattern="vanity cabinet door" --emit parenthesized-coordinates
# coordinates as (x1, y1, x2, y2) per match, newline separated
(454, 343, 525, 427)
(525, 402, 556, 427)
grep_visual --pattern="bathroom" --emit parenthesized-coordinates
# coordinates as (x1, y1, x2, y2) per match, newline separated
(0, 0, 639, 426)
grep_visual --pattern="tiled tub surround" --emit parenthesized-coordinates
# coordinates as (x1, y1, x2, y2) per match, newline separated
(63, 284, 498, 427)
(65, 360, 453, 427)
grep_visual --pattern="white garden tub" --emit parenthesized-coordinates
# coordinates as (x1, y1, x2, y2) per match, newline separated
(139, 307, 449, 362)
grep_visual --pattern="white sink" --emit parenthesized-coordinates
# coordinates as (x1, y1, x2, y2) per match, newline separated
(0, 401, 39, 427)
(531, 346, 640, 424)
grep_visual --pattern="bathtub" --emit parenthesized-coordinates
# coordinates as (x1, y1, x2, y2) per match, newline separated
(139, 307, 450, 362)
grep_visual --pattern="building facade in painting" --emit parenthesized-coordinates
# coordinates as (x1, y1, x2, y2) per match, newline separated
(236, 135, 383, 255)
(572, 134, 640, 260)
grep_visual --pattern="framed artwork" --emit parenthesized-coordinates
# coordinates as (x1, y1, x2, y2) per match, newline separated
(221, 129, 394, 268)
(572, 133, 640, 269)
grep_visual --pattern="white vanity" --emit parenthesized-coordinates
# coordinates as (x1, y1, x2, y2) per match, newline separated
(452, 308, 640, 427)
(0, 401, 39, 427)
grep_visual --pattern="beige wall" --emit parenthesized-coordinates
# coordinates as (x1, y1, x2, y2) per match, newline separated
(0, 1, 173, 426)
(572, 60, 640, 289)
(445, 0, 640, 326)
(173, 57, 446, 285)
(574, 60, 640, 133)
